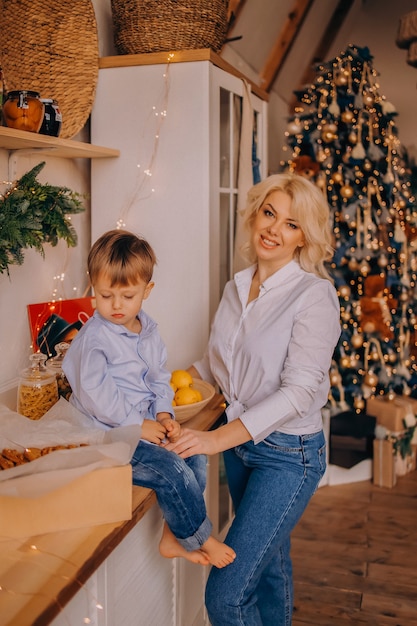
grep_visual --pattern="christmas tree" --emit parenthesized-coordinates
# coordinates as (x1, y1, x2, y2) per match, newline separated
(281, 44, 417, 413)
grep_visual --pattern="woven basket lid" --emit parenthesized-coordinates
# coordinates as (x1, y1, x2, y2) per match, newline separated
(0, 0, 99, 139)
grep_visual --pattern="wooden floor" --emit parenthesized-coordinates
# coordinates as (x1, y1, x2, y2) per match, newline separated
(291, 470, 417, 626)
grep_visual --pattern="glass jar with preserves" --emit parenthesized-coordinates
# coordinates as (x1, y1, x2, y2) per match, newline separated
(2, 90, 45, 133)
(17, 353, 59, 420)
(39, 99, 62, 137)
(47, 342, 72, 400)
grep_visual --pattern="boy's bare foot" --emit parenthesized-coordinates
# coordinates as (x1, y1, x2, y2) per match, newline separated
(159, 523, 209, 565)
(200, 535, 236, 568)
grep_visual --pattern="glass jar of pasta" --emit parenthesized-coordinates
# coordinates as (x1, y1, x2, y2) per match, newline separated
(47, 342, 72, 400)
(17, 353, 59, 420)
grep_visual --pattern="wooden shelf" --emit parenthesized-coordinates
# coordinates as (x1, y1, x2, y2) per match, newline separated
(0, 126, 120, 159)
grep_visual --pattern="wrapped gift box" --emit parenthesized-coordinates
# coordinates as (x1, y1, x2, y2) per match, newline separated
(373, 439, 397, 488)
(366, 396, 417, 432)
(329, 411, 375, 469)
(0, 398, 140, 538)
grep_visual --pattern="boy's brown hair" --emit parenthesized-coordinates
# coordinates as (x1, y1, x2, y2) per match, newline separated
(88, 229, 156, 286)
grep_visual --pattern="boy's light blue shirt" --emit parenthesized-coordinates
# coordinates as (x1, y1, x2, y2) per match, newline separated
(63, 310, 174, 430)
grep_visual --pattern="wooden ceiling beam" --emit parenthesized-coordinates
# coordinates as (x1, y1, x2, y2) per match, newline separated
(259, 0, 315, 92)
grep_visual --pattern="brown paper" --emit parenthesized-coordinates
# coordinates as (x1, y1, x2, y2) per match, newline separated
(0, 398, 141, 537)
(0, 397, 141, 495)
(367, 396, 417, 433)
(373, 439, 396, 488)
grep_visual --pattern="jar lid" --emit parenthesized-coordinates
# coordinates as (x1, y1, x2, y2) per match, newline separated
(20, 353, 56, 383)
(47, 342, 70, 369)
(6, 90, 41, 99)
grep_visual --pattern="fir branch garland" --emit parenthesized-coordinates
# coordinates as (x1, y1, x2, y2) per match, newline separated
(0, 162, 86, 275)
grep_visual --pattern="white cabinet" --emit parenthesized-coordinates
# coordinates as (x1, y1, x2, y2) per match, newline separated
(91, 51, 268, 370)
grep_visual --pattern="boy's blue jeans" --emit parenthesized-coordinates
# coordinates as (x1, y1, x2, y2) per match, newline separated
(130, 442, 212, 551)
(205, 430, 326, 626)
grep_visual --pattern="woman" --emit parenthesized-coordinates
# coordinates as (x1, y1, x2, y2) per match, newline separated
(165, 173, 341, 625)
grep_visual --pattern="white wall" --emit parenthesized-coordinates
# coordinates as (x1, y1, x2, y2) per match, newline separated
(0, 150, 90, 395)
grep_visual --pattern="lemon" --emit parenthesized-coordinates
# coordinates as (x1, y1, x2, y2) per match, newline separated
(170, 369, 193, 391)
(174, 386, 203, 406)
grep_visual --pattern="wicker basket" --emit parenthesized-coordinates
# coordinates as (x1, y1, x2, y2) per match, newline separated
(0, 0, 99, 139)
(111, 0, 229, 55)
(396, 10, 417, 49)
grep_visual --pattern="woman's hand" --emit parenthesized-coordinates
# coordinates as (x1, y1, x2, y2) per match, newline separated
(163, 419, 252, 458)
(162, 427, 219, 458)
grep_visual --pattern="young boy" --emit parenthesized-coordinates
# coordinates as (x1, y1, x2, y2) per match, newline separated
(63, 230, 235, 568)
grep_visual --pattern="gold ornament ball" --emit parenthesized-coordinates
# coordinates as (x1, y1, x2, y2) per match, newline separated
(359, 260, 371, 276)
(377, 253, 388, 268)
(353, 396, 365, 410)
(316, 149, 328, 163)
(287, 120, 302, 135)
(363, 320, 376, 333)
(335, 72, 348, 86)
(351, 333, 364, 348)
(322, 131, 336, 143)
(340, 356, 351, 368)
(340, 184, 354, 198)
(370, 349, 379, 361)
(348, 257, 359, 271)
(330, 371, 341, 386)
(363, 160, 373, 171)
(341, 309, 351, 322)
(331, 171, 343, 184)
(348, 132, 357, 144)
(341, 110, 354, 123)
(316, 175, 326, 189)
(338, 284, 351, 298)
(399, 290, 409, 303)
(325, 123, 338, 133)
(363, 93, 374, 106)
(364, 371, 378, 387)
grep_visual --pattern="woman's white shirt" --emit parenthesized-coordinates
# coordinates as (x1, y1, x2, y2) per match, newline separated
(194, 260, 341, 444)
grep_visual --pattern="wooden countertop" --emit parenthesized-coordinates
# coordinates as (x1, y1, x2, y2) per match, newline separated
(0, 394, 225, 626)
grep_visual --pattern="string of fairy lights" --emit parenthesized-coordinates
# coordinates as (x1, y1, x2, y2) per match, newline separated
(115, 52, 173, 230)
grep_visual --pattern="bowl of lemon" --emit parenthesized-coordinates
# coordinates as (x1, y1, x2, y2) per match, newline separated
(171, 370, 215, 423)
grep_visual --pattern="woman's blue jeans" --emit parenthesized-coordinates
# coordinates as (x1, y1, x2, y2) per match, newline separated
(205, 430, 326, 626)
(130, 442, 212, 551)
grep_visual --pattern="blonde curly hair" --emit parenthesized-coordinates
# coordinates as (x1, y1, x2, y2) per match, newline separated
(241, 173, 334, 281)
